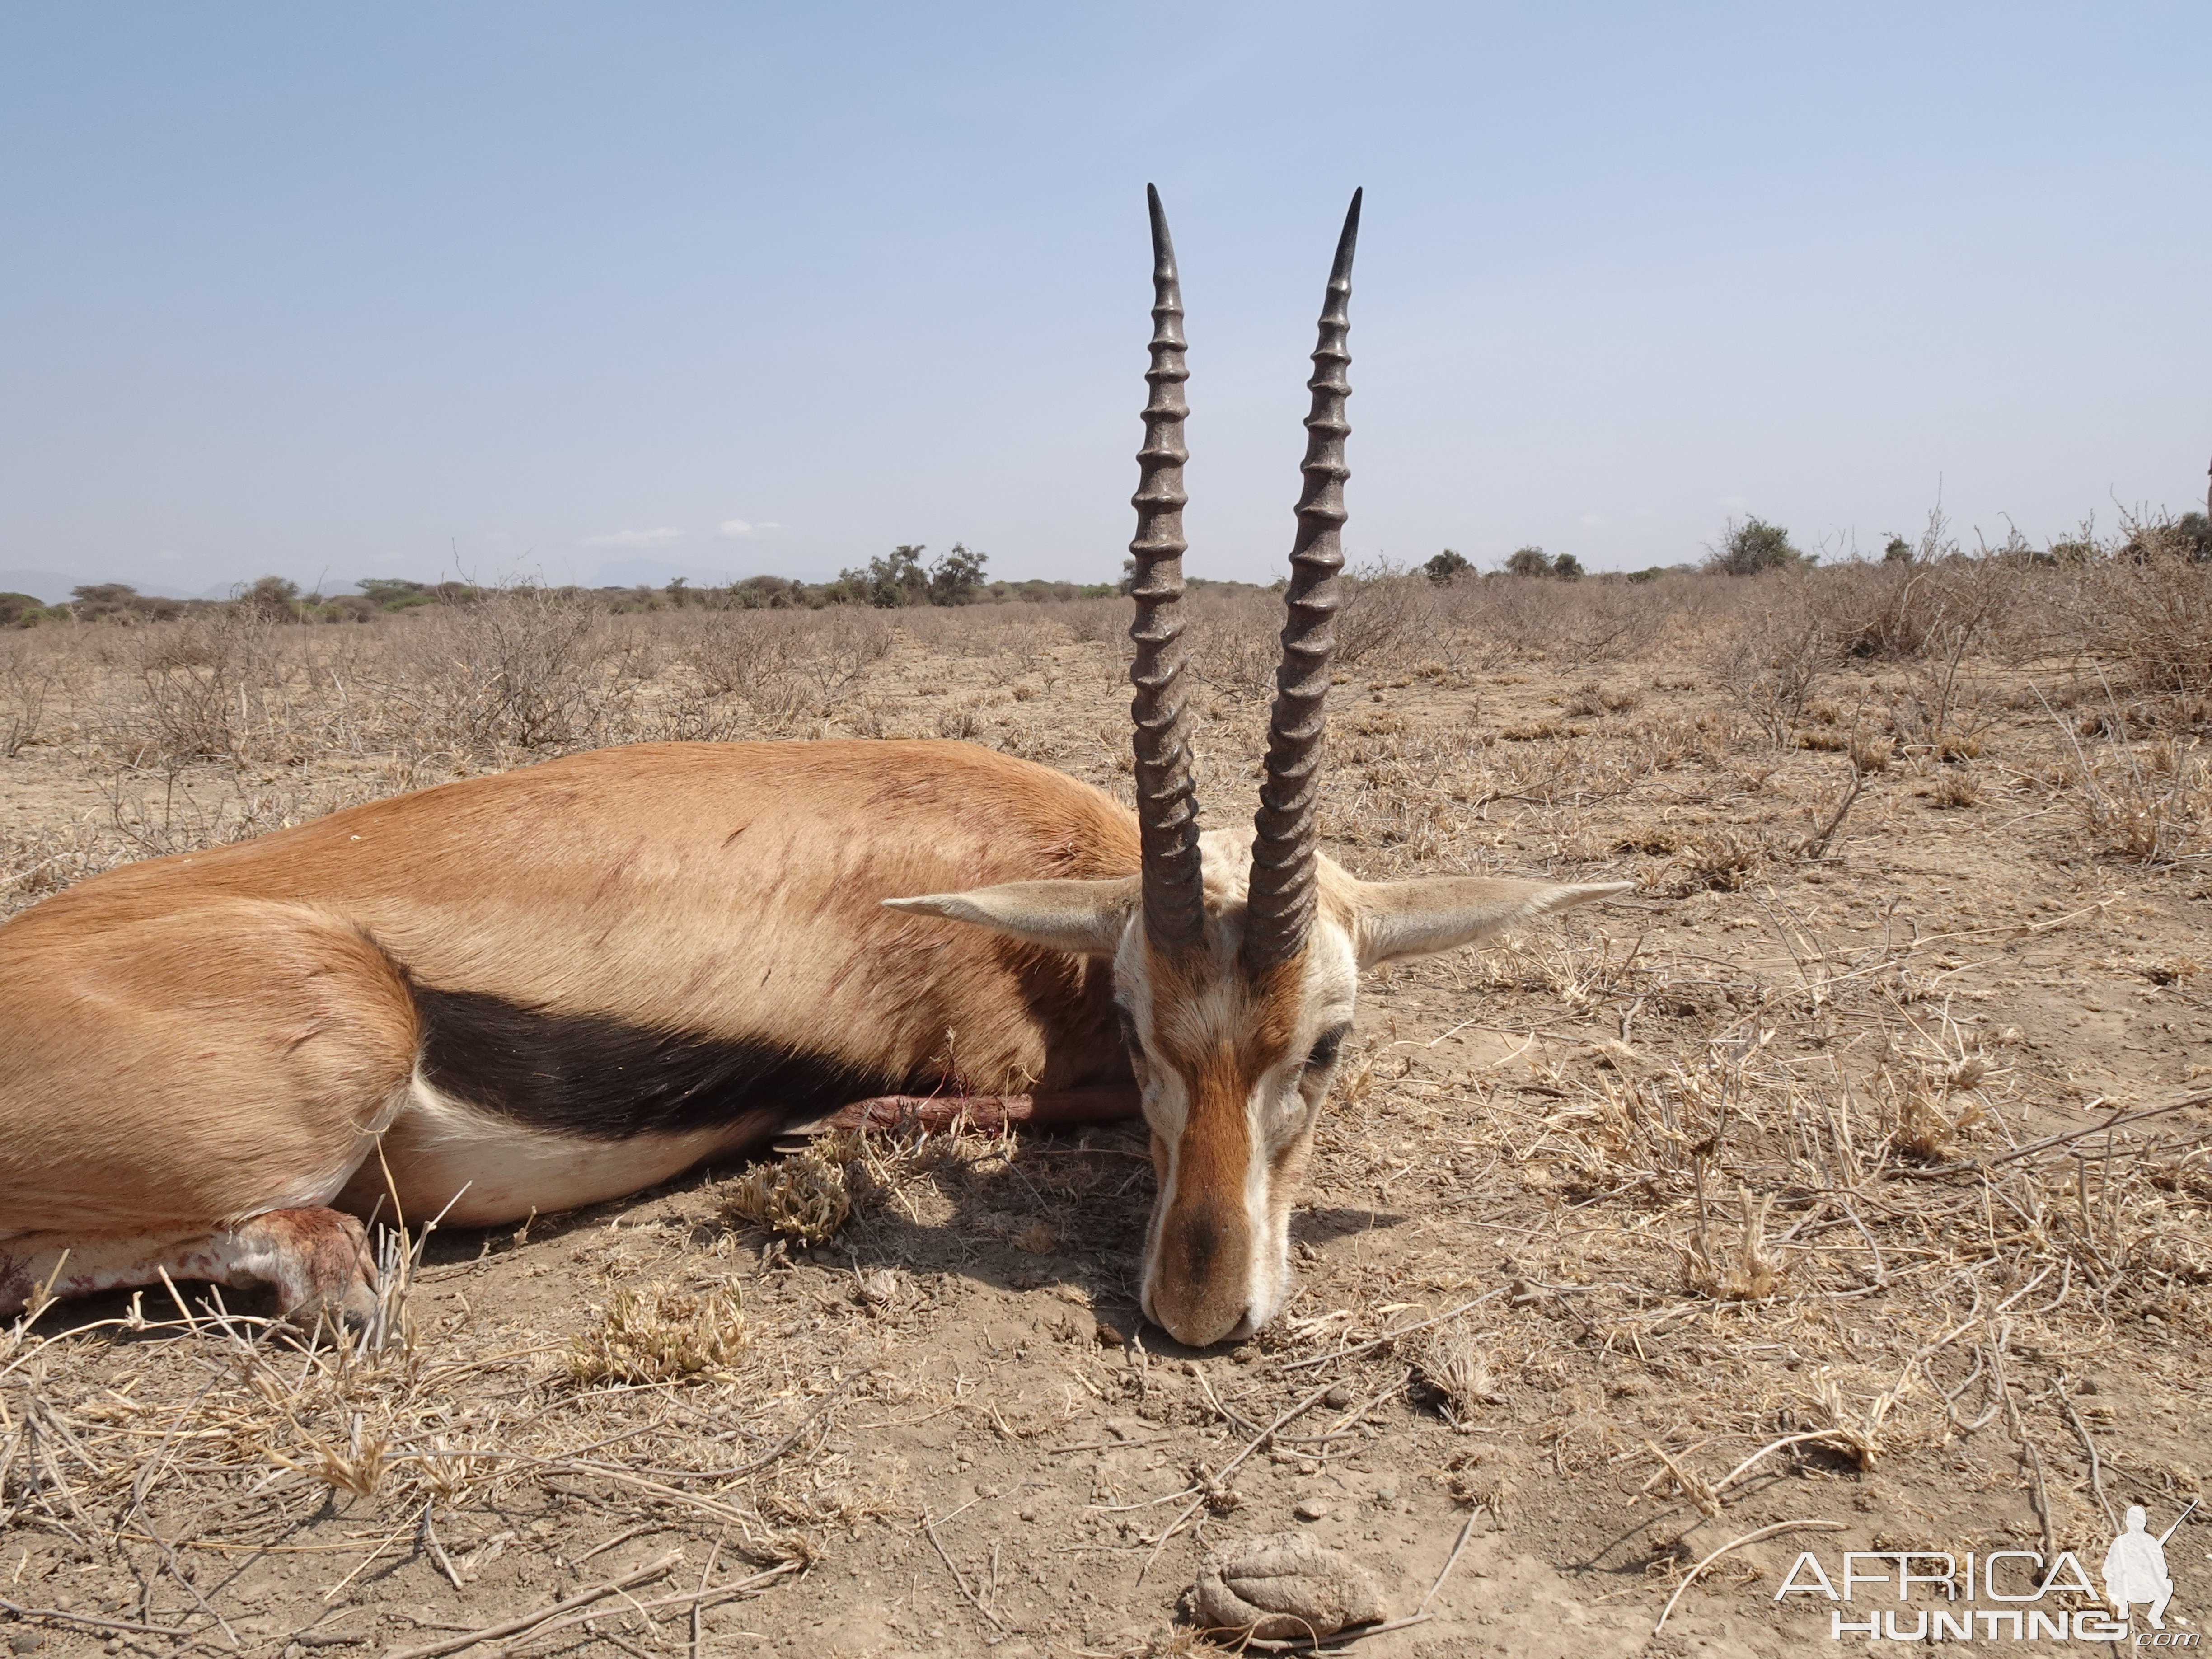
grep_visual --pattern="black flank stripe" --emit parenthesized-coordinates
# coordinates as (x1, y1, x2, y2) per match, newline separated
(414, 988, 905, 1141)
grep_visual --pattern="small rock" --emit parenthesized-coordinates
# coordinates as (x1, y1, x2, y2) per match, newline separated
(1373, 1478, 1400, 1503)
(12, 1634, 47, 1655)
(1094, 1318, 1126, 1348)
(1019, 1509, 1038, 1522)
(1323, 1384, 1352, 1409)
(974, 1483, 1002, 1498)
(1293, 1497, 1331, 1522)
(1190, 1531, 1384, 1642)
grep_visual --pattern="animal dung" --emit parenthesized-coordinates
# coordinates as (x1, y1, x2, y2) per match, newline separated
(1188, 1531, 1384, 1642)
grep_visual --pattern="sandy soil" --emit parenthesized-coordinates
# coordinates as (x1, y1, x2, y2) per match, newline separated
(3, 608, 2209, 1658)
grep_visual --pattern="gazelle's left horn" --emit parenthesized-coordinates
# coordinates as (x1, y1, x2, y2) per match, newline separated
(1245, 188, 1361, 971)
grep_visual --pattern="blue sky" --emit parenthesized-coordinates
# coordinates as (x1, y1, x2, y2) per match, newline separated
(2, 3, 2207, 599)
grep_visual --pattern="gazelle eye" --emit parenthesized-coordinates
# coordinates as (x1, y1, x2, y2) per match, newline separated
(1305, 1027, 1348, 1072)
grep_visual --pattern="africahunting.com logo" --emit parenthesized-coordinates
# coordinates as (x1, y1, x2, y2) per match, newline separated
(1775, 1501, 2198, 1644)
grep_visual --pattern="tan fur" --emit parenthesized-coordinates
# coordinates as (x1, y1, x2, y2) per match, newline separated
(0, 742, 1137, 1317)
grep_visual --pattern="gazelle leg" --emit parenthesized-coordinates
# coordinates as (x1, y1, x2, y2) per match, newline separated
(0, 1209, 377, 1330)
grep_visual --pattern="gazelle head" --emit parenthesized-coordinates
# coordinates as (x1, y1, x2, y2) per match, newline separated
(886, 187, 1629, 1346)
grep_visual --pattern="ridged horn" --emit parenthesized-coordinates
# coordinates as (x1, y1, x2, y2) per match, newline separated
(1245, 188, 1361, 971)
(1127, 184, 1206, 955)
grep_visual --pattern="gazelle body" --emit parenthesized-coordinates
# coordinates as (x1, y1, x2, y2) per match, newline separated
(0, 188, 1628, 1345)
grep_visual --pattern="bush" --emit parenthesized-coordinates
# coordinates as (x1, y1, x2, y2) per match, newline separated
(1333, 563, 1440, 667)
(1424, 549, 1471, 585)
(2078, 546, 2212, 693)
(2122, 511, 2212, 566)
(1503, 546, 1552, 579)
(0, 591, 56, 628)
(110, 610, 285, 765)
(385, 590, 616, 757)
(0, 634, 62, 755)
(1705, 517, 1802, 576)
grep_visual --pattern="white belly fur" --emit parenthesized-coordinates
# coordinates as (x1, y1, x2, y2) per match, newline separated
(341, 1073, 764, 1227)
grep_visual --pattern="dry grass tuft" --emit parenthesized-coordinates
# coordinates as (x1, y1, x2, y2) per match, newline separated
(1893, 1087, 1986, 1162)
(1684, 1189, 1786, 1302)
(1847, 729, 1893, 773)
(723, 1151, 855, 1245)
(1931, 767, 1982, 809)
(567, 1282, 748, 1385)
(1677, 826, 1767, 891)
(1412, 1321, 1496, 1423)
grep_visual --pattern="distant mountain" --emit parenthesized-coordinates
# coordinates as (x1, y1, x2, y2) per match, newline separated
(0, 570, 88, 605)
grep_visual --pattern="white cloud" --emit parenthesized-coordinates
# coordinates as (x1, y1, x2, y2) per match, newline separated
(719, 519, 784, 539)
(582, 526, 684, 548)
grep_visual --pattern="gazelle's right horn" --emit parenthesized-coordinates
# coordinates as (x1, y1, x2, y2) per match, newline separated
(1127, 184, 1206, 955)
(1244, 188, 1362, 972)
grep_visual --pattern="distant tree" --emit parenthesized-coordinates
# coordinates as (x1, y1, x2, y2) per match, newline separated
(926, 543, 989, 605)
(836, 544, 931, 606)
(237, 575, 302, 621)
(1704, 516, 1802, 576)
(2175, 511, 2212, 563)
(730, 574, 806, 609)
(1551, 552, 1584, 581)
(1881, 535, 1914, 565)
(1503, 546, 1552, 578)
(1423, 548, 1471, 585)
(665, 576, 692, 607)
(356, 578, 431, 610)
(71, 582, 140, 605)
(0, 592, 52, 627)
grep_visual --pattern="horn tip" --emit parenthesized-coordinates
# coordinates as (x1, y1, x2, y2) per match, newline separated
(1333, 189, 1362, 274)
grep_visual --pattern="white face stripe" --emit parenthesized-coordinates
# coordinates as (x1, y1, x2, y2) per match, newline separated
(1119, 851, 1364, 1339)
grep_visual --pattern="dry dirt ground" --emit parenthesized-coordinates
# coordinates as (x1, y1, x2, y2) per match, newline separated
(4, 598, 2211, 1658)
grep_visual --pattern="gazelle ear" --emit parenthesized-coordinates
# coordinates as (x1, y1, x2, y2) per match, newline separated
(883, 877, 1141, 957)
(1351, 877, 1633, 969)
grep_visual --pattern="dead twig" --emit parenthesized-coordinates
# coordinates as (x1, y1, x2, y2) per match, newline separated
(1238, 1614, 1436, 1654)
(1798, 764, 1865, 859)
(1138, 1379, 1343, 1583)
(2052, 1378, 2117, 1532)
(1902, 1093, 2209, 1179)
(379, 1551, 680, 1659)
(486, 1560, 799, 1657)
(0, 1594, 200, 1642)
(1653, 1520, 1846, 1632)
(922, 1511, 1008, 1632)
(1418, 1505, 1483, 1614)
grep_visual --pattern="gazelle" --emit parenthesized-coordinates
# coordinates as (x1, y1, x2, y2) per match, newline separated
(0, 187, 1627, 1346)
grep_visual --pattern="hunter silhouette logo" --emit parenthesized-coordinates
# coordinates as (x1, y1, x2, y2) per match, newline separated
(2106, 1501, 2195, 1631)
